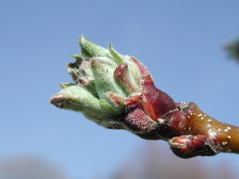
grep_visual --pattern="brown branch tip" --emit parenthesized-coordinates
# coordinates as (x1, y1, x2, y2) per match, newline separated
(50, 36, 239, 158)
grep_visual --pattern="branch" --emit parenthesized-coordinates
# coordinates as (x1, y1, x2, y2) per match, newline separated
(50, 36, 239, 158)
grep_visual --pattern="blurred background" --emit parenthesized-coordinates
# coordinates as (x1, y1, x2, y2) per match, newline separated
(1, 1, 239, 178)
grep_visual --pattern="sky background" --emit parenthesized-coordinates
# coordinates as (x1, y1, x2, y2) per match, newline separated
(1, 0, 239, 178)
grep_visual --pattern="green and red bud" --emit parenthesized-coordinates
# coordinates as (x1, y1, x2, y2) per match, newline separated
(51, 36, 239, 158)
(51, 36, 176, 132)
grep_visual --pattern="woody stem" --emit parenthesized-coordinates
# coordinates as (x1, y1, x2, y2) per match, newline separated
(160, 102, 239, 158)
(183, 103, 239, 153)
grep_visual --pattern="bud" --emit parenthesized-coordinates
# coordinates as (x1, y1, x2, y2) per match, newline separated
(51, 36, 176, 135)
(51, 36, 239, 158)
(169, 135, 217, 158)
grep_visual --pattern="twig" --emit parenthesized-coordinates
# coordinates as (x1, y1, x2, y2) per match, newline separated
(51, 36, 239, 158)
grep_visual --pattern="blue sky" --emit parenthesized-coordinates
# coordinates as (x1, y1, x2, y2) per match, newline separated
(1, 0, 239, 178)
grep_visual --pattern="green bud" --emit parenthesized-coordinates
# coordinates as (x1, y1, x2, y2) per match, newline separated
(51, 36, 146, 128)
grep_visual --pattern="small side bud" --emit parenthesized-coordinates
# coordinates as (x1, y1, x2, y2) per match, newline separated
(169, 135, 217, 158)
